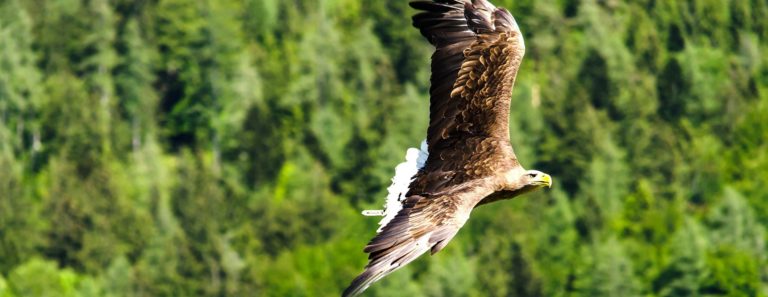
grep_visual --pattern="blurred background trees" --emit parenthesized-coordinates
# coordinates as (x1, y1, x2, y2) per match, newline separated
(0, 0, 767, 296)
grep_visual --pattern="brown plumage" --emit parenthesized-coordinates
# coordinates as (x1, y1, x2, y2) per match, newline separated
(343, 1, 552, 296)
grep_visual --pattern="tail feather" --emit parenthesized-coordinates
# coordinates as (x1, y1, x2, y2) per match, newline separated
(363, 140, 429, 232)
(346, 140, 432, 296)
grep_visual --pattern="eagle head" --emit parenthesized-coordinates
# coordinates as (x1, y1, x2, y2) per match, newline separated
(521, 170, 552, 189)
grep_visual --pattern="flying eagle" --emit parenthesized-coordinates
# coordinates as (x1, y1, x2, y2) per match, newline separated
(343, 0, 552, 296)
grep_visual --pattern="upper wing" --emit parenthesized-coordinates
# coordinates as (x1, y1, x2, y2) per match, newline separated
(410, 0, 526, 154)
(343, 181, 494, 297)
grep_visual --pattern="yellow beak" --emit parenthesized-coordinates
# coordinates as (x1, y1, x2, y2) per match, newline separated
(539, 174, 552, 188)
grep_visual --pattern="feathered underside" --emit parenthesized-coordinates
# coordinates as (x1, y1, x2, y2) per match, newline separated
(344, 1, 527, 296)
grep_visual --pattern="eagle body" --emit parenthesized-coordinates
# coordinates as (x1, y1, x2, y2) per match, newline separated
(344, 1, 552, 296)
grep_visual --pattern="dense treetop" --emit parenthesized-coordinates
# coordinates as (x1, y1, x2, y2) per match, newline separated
(0, 0, 766, 296)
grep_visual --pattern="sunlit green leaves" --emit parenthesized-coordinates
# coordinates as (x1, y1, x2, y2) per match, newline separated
(0, 0, 767, 296)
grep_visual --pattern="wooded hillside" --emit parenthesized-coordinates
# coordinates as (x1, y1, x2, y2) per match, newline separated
(1, 0, 767, 296)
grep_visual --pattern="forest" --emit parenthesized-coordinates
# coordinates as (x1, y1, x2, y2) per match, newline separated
(0, 0, 767, 296)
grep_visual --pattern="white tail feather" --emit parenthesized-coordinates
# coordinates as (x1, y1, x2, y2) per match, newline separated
(362, 140, 429, 233)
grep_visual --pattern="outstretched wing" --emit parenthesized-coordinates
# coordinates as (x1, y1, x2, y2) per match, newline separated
(411, 0, 526, 155)
(343, 181, 494, 297)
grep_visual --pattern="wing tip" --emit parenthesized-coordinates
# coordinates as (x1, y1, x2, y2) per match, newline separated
(493, 8, 521, 33)
(342, 266, 386, 297)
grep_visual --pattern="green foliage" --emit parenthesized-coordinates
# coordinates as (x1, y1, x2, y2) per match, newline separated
(0, 275, 11, 297)
(0, 0, 766, 296)
(6, 258, 98, 297)
(654, 218, 708, 296)
(114, 19, 158, 153)
(571, 238, 640, 297)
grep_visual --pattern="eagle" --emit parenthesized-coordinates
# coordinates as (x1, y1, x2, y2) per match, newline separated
(343, 0, 552, 296)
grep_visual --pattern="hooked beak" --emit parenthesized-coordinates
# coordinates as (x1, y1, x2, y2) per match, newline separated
(537, 173, 553, 188)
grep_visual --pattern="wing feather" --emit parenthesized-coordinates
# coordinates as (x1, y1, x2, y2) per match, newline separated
(410, 0, 526, 155)
(343, 183, 490, 297)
